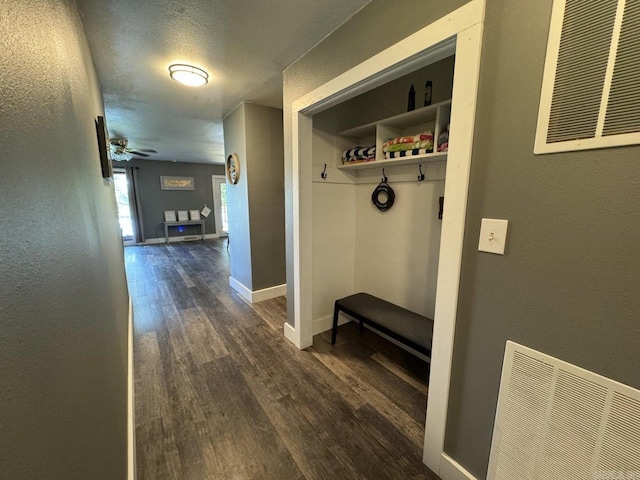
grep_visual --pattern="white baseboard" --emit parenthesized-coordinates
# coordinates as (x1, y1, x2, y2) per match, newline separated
(439, 453, 477, 480)
(229, 277, 287, 303)
(127, 298, 136, 480)
(284, 322, 297, 344)
(252, 283, 287, 303)
(313, 314, 352, 335)
(143, 233, 221, 245)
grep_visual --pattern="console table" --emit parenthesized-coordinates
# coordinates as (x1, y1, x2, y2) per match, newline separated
(163, 220, 205, 244)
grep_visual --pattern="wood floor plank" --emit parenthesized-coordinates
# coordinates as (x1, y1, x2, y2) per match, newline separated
(135, 416, 182, 479)
(134, 332, 170, 421)
(127, 239, 439, 480)
(313, 334, 428, 423)
(200, 356, 304, 479)
(179, 306, 229, 362)
(371, 352, 429, 396)
(309, 341, 425, 446)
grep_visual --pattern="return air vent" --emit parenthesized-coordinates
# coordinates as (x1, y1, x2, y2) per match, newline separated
(535, 0, 640, 154)
(488, 341, 640, 480)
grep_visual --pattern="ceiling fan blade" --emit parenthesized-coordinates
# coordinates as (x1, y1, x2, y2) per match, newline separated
(130, 150, 151, 157)
(135, 149, 157, 153)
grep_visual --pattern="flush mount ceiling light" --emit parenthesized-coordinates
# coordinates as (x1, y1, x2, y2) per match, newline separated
(168, 64, 209, 87)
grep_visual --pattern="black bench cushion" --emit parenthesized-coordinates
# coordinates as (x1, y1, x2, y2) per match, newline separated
(337, 293, 434, 350)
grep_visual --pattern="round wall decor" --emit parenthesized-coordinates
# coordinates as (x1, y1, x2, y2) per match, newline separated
(226, 153, 240, 184)
(371, 181, 395, 211)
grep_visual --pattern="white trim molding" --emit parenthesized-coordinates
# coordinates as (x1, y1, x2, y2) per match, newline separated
(423, 18, 485, 473)
(283, 322, 297, 345)
(229, 277, 287, 303)
(127, 298, 136, 480)
(285, 0, 486, 477)
(440, 454, 478, 480)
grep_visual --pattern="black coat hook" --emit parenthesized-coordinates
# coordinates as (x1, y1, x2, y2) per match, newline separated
(418, 164, 425, 182)
(381, 168, 388, 183)
(321, 163, 327, 179)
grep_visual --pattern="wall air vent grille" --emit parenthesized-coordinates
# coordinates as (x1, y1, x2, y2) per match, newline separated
(603, 0, 640, 136)
(488, 341, 640, 480)
(536, 0, 640, 154)
(546, 0, 617, 143)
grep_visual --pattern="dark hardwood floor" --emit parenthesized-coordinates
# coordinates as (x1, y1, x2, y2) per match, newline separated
(125, 239, 438, 479)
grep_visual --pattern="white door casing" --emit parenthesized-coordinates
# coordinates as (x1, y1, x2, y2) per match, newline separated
(286, 1, 486, 478)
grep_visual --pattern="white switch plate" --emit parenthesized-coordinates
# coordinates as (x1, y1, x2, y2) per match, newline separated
(478, 218, 509, 255)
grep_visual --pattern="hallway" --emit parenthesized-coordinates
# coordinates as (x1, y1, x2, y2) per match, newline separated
(126, 239, 437, 479)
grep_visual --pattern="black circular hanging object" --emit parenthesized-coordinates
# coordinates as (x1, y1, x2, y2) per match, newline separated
(372, 181, 395, 211)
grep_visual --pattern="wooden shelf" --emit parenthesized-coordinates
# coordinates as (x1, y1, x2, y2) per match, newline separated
(338, 151, 447, 170)
(336, 99, 451, 170)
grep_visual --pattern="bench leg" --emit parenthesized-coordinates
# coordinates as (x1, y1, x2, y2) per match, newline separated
(331, 303, 340, 345)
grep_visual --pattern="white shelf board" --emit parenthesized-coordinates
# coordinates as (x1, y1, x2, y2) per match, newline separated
(338, 151, 447, 170)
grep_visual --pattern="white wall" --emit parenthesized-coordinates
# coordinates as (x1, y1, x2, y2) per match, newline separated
(312, 183, 357, 320)
(354, 176, 444, 318)
(309, 58, 453, 324)
(311, 163, 445, 323)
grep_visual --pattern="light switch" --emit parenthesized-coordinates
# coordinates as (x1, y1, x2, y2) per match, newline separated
(478, 218, 508, 255)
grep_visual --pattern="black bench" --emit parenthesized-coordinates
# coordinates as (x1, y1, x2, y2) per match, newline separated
(331, 293, 434, 357)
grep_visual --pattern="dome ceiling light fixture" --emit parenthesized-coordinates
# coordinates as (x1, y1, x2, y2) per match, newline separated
(168, 64, 209, 87)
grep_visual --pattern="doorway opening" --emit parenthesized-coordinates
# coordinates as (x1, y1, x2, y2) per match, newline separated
(212, 175, 229, 237)
(287, 1, 484, 475)
(113, 168, 136, 246)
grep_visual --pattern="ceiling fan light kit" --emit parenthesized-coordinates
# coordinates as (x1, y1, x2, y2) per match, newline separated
(109, 138, 157, 161)
(111, 151, 133, 161)
(168, 64, 209, 87)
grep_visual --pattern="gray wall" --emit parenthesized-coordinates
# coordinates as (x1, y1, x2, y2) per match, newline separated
(285, 0, 640, 478)
(224, 102, 286, 292)
(283, 0, 469, 324)
(0, 0, 129, 478)
(224, 104, 253, 288)
(245, 103, 286, 291)
(113, 159, 225, 240)
(444, 0, 640, 476)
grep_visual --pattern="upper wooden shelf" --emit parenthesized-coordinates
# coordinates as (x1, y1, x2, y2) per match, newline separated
(338, 151, 447, 170)
(336, 99, 451, 170)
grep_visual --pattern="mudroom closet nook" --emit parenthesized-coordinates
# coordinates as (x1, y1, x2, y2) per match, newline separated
(287, 5, 485, 473)
(309, 56, 455, 361)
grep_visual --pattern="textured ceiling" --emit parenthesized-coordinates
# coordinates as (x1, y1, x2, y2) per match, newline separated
(76, 0, 371, 164)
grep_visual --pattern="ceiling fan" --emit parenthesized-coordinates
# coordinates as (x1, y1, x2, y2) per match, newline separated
(110, 138, 157, 161)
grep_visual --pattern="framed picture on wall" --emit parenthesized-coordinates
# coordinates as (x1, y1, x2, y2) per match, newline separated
(164, 210, 176, 222)
(177, 210, 189, 221)
(160, 176, 194, 190)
